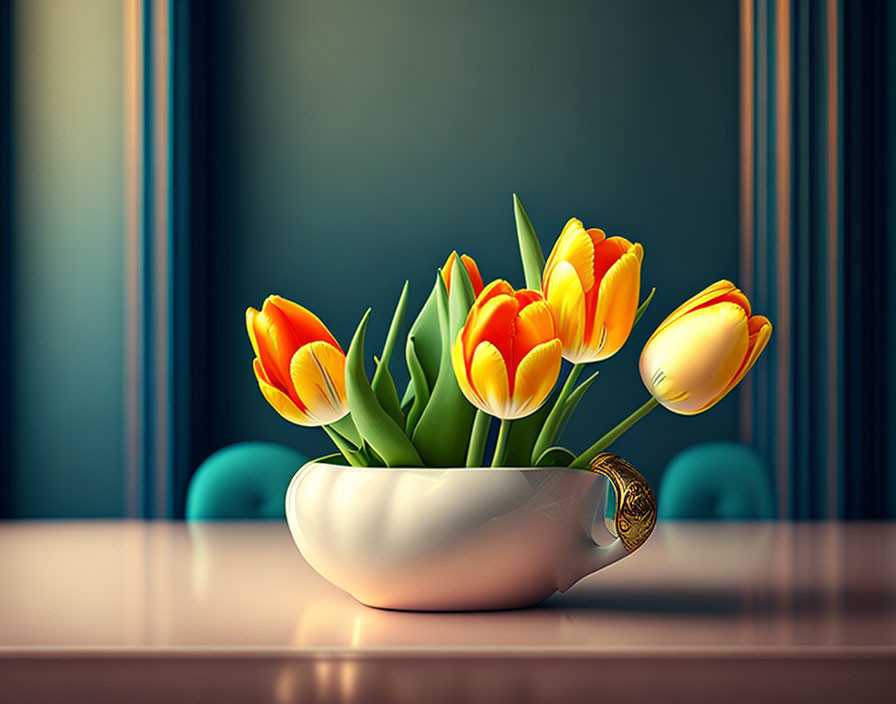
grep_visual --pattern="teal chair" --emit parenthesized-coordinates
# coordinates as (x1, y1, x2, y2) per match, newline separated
(658, 442, 775, 520)
(186, 442, 309, 520)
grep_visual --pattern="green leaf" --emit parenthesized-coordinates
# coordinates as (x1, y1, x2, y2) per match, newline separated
(411, 270, 476, 466)
(555, 370, 600, 440)
(328, 413, 361, 447)
(372, 282, 408, 427)
(447, 255, 476, 335)
(465, 410, 491, 467)
(502, 393, 555, 466)
(309, 452, 349, 466)
(373, 355, 404, 428)
(400, 278, 442, 406)
(534, 446, 576, 467)
(400, 384, 415, 413)
(633, 287, 656, 326)
(360, 440, 386, 467)
(404, 336, 430, 435)
(323, 426, 368, 467)
(514, 194, 545, 291)
(530, 365, 583, 463)
(345, 309, 423, 467)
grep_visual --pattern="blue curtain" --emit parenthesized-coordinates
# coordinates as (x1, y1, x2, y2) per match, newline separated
(742, 0, 892, 518)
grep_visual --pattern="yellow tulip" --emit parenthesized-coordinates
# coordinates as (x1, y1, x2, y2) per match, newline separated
(542, 218, 644, 363)
(452, 280, 562, 420)
(246, 295, 349, 426)
(640, 280, 772, 415)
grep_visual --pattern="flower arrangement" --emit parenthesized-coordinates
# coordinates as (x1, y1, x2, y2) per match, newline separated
(247, 196, 772, 470)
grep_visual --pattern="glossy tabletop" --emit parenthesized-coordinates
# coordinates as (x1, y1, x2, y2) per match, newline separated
(1, 521, 894, 702)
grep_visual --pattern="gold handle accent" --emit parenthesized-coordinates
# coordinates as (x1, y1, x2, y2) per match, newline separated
(587, 452, 656, 553)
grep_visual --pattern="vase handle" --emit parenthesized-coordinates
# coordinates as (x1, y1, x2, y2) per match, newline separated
(558, 453, 657, 591)
(589, 452, 657, 553)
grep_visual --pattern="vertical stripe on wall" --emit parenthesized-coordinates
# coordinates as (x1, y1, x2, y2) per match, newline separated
(773, 0, 792, 521)
(741, 0, 890, 519)
(825, 0, 842, 518)
(123, 0, 144, 519)
(124, 0, 188, 518)
(738, 0, 754, 450)
(0, 0, 10, 517)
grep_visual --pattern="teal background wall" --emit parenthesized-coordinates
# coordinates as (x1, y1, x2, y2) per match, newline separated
(198, 0, 741, 490)
(9, 0, 125, 517)
(4, 0, 890, 518)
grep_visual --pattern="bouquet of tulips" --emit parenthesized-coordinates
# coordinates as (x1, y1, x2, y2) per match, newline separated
(247, 196, 772, 470)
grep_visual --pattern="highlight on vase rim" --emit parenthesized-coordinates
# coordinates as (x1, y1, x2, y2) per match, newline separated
(246, 194, 772, 471)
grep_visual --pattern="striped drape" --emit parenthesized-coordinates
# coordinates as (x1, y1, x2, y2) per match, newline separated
(740, 0, 890, 519)
(0, 1, 9, 517)
(123, 0, 191, 518)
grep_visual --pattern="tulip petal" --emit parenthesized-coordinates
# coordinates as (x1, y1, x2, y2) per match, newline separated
(460, 255, 485, 296)
(469, 341, 511, 418)
(646, 280, 737, 345)
(269, 295, 341, 350)
(251, 302, 303, 396)
(515, 299, 557, 362)
(254, 360, 318, 426)
(441, 251, 461, 291)
(640, 302, 749, 415)
(544, 219, 595, 293)
(476, 279, 516, 306)
(462, 293, 519, 370)
(545, 260, 587, 362)
(589, 245, 642, 361)
(585, 228, 607, 246)
(697, 315, 772, 412)
(510, 339, 562, 418)
(246, 308, 261, 360)
(592, 236, 633, 288)
(451, 335, 484, 408)
(252, 355, 273, 386)
(289, 340, 349, 426)
(707, 289, 751, 317)
(442, 252, 485, 298)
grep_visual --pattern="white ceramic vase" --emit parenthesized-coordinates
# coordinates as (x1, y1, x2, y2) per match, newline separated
(285, 453, 656, 611)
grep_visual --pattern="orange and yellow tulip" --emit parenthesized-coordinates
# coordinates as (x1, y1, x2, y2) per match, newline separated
(542, 218, 643, 363)
(452, 281, 562, 420)
(246, 295, 349, 426)
(639, 280, 772, 415)
(442, 251, 484, 296)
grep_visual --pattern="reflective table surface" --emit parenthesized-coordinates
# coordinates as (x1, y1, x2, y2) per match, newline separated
(1, 521, 894, 702)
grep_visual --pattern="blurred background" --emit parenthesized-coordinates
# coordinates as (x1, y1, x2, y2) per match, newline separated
(0, 0, 892, 520)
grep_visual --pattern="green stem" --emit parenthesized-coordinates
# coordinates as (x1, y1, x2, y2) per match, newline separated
(323, 425, 365, 467)
(569, 396, 660, 469)
(466, 410, 491, 467)
(531, 363, 584, 462)
(491, 419, 513, 467)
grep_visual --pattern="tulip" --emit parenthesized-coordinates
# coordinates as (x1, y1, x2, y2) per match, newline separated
(639, 280, 772, 414)
(542, 218, 644, 363)
(568, 281, 771, 469)
(452, 280, 562, 421)
(442, 251, 484, 297)
(246, 295, 349, 426)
